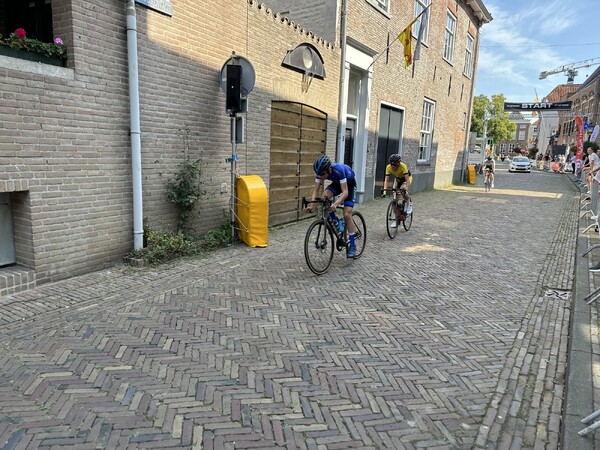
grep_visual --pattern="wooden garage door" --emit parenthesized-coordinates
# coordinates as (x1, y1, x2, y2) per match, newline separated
(269, 102, 327, 226)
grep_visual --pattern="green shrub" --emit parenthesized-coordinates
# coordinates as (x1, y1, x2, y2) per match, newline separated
(165, 157, 206, 233)
(125, 223, 231, 266)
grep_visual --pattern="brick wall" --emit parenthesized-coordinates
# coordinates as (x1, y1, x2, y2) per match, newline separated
(0, 0, 340, 286)
(349, 0, 481, 189)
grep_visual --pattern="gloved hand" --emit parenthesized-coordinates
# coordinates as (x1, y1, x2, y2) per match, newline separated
(380, 189, 386, 198)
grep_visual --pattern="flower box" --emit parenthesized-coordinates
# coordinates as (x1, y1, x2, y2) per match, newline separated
(0, 44, 64, 67)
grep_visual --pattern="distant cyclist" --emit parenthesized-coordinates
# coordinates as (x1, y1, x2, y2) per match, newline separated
(305, 155, 358, 258)
(381, 154, 412, 227)
(483, 156, 495, 188)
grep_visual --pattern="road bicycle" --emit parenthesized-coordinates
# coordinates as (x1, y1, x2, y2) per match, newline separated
(302, 197, 367, 275)
(382, 188, 412, 239)
(483, 168, 492, 192)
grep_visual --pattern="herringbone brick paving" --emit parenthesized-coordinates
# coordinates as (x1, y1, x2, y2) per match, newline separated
(0, 169, 579, 449)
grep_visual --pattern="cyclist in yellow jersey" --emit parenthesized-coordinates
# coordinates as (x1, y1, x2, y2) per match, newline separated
(381, 154, 413, 226)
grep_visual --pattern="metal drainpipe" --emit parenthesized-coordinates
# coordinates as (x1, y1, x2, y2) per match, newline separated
(336, 0, 348, 162)
(461, 24, 482, 182)
(126, 0, 144, 250)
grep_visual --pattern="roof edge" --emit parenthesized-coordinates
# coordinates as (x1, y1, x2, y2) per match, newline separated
(465, 0, 493, 24)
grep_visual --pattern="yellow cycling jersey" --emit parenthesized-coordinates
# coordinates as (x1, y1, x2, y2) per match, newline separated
(385, 162, 412, 182)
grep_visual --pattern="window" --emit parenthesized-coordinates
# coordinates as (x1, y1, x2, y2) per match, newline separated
(463, 34, 473, 77)
(368, 0, 390, 15)
(413, 0, 430, 44)
(0, 0, 54, 42)
(419, 99, 435, 161)
(443, 11, 456, 63)
(518, 131, 525, 141)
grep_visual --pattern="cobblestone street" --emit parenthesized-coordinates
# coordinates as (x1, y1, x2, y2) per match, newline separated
(0, 167, 593, 449)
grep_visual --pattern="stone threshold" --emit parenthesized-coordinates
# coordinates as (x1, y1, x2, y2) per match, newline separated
(0, 265, 36, 297)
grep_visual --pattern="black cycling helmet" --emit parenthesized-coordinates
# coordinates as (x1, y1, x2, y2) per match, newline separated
(313, 154, 332, 175)
(389, 154, 401, 165)
(486, 156, 492, 161)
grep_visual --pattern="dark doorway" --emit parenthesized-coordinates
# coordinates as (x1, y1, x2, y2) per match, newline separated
(344, 118, 356, 169)
(374, 106, 403, 194)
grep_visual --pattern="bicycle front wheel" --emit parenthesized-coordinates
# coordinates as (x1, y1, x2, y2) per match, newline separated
(386, 201, 398, 239)
(351, 211, 367, 258)
(304, 219, 334, 275)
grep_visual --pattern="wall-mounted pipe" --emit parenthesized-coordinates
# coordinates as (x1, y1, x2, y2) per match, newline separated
(126, 0, 144, 250)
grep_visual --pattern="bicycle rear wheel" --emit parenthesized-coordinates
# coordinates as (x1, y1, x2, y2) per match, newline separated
(304, 219, 334, 275)
(386, 201, 398, 239)
(350, 211, 367, 258)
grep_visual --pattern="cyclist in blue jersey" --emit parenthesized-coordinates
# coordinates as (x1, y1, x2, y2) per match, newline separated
(305, 155, 358, 258)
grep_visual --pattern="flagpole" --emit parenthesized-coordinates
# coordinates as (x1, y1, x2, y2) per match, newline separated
(367, 3, 431, 70)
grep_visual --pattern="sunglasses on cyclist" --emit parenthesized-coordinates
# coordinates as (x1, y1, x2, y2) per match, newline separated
(391, 162, 399, 167)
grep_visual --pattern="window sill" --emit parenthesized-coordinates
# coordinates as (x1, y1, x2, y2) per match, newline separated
(0, 54, 74, 79)
(0, 45, 65, 66)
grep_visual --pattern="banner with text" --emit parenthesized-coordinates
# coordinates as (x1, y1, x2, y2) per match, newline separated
(503, 101, 572, 111)
(576, 116, 584, 161)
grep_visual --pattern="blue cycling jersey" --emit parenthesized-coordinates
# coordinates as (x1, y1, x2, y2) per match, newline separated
(325, 163, 355, 184)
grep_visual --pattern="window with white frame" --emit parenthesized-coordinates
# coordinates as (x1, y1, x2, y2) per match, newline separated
(443, 11, 456, 63)
(413, 0, 430, 43)
(463, 34, 473, 77)
(368, 0, 390, 15)
(419, 99, 435, 161)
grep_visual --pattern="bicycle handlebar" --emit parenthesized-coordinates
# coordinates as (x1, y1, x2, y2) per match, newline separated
(380, 187, 407, 196)
(302, 197, 346, 210)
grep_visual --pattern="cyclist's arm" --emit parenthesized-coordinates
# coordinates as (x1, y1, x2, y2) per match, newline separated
(382, 174, 390, 194)
(403, 173, 411, 191)
(310, 179, 321, 201)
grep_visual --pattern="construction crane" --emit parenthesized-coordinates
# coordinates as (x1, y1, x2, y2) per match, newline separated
(539, 57, 600, 84)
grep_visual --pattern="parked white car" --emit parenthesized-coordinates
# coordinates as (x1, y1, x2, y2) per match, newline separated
(509, 156, 531, 173)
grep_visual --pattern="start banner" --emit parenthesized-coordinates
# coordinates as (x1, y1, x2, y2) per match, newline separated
(503, 101, 572, 111)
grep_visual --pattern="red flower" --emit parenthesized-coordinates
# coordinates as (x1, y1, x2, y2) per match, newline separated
(14, 28, 26, 39)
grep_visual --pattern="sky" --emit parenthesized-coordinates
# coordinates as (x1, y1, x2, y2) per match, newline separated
(474, 0, 600, 104)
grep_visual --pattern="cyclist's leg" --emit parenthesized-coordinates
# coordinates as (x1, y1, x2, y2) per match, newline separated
(400, 178, 413, 214)
(343, 182, 357, 234)
(399, 181, 411, 202)
(323, 185, 337, 222)
(490, 170, 495, 188)
(344, 183, 357, 257)
(392, 179, 401, 217)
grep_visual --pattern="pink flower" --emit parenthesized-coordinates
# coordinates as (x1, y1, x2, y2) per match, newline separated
(14, 28, 26, 39)
(54, 37, 64, 45)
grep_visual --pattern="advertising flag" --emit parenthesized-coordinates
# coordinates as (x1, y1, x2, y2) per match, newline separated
(591, 124, 600, 143)
(576, 116, 584, 161)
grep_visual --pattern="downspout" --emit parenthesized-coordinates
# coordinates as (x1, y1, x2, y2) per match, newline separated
(336, 0, 348, 162)
(461, 23, 482, 182)
(126, 0, 144, 250)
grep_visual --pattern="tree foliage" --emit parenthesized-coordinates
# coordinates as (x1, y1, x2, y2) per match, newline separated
(470, 93, 516, 147)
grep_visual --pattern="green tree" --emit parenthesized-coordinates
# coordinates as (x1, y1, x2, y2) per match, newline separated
(470, 93, 516, 148)
(470, 95, 489, 136)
